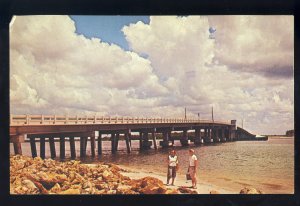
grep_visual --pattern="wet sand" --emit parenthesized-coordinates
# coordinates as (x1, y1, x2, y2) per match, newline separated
(118, 164, 237, 194)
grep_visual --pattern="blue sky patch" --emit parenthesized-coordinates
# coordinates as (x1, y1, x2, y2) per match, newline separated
(70, 15, 150, 51)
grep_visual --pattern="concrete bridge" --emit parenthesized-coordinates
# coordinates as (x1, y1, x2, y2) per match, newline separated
(10, 115, 258, 159)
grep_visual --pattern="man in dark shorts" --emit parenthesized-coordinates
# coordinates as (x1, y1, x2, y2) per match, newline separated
(167, 150, 178, 186)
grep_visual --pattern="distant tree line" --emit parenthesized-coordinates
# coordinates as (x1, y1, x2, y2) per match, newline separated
(286, 129, 294, 137)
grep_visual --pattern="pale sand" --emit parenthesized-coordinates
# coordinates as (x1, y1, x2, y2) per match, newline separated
(118, 165, 237, 194)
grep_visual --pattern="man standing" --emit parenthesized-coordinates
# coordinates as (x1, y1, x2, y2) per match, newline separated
(167, 150, 179, 186)
(188, 149, 198, 189)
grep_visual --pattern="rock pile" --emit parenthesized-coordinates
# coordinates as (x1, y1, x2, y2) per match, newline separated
(178, 186, 198, 194)
(10, 155, 195, 194)
(240, 187, 263, 194)
(209, 190, 220, 194)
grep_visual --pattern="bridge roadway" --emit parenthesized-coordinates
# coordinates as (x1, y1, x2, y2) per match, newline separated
(10, 115, 256, 159)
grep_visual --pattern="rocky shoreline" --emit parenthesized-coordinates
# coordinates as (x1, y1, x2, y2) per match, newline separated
(10, 155, 263, 194)
(10, 155, 185, 194)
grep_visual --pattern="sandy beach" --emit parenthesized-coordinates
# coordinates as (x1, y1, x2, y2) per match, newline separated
(118, 164, 237, 194)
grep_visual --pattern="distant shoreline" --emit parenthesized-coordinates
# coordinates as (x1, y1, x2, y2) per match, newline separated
(266, 135, 294, 138)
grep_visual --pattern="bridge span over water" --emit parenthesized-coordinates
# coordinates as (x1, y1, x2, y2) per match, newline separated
(10, 115, 258, 159)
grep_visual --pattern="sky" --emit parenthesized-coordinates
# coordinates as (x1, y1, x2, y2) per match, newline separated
(9, 15, 294, 135)
(69, 16, 150, 50)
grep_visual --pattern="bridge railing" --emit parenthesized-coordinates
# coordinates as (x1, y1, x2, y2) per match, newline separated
(10, 114, 231, 126)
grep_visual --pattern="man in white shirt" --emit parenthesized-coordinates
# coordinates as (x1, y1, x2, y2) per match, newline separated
(188, 149, 198, 189)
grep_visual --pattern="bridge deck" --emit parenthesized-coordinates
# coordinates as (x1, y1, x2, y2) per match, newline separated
(10, 114, 231, 126)
(10, 115, 232, 136)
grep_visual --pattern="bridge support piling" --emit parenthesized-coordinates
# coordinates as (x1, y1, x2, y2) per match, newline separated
(125, 132, 131, 153)
(208, 128, 211, 142)
(85, 136, 88, 152)
(13, 142, 22, 155)
(139, 132, 143, 151)
(90, 134, 96, 157)
(180, 130, 189, 146)
(80, 136, 86, 157)
(214, 128, 219, 142)
(29, 137, 37, 158)
(217, 128, 220, 142)
(229, 120, 237, 141)
(212, 127, 218, 142)
(221, 128, 226, 142)
(114, 133, 120, 152)
(11, 135, 24, 155)
(204, 128, 210, 143)
(40, 137, 46, 159)
(49, 137, 56, 159)
(152, 132, 157, 150)
(225, 128, 229, 141)
(194, 128, 201, 145)
(84, 136, 88, 156)
(69, 136, 76, 159)
(111, 133, 116, 154)
(169, 131, 175, 146)
(168, 131, 174, 146)
(142, 132, 152, 150)
(60, 136, 65, 159)
(97, 133, 102, 155)
(160, 131, 170, 148)
(129, 133, 132, 146)
(228, 126, 233, 141)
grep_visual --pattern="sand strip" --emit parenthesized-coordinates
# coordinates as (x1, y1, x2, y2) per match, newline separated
(118, 165, 237, 194)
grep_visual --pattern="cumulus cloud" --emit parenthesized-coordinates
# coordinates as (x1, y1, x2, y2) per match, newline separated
(123, 15, 294, 134)
(10, 15, 168, 116)
(10, 15, 294, 135)
(208, 15, 294, 78)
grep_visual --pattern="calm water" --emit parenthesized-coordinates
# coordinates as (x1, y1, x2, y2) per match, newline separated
(10, 137, 294, 194)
